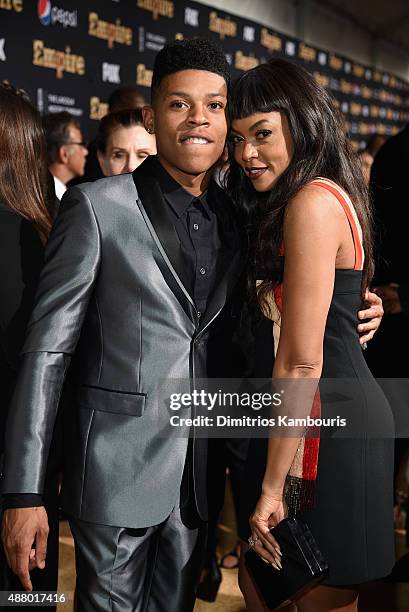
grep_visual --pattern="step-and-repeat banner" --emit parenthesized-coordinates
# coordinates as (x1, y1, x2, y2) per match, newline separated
(1, 0, 409, 145)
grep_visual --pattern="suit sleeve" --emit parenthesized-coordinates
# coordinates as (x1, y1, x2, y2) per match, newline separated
(1, 186, 101, 495)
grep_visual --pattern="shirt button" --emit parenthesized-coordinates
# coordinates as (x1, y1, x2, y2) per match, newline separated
(197, 311, 202, 318)
(199, 267, 206, 275)
(193, 223, 199, 231)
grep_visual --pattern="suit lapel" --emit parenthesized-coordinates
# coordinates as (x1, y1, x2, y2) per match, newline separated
(133, 159, 196, 323)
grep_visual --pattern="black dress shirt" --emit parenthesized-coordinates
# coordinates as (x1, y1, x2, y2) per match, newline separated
(153, 158, 222, 317)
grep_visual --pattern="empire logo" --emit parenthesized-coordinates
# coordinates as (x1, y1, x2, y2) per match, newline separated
(329, 55, 343, 71)
(340, 79, 352, 95)
(32, 40, 85, 79)
(350, 102, 363, 117)
(89, 12, 132, 48)
(313, 72, 329, 89)
(90, 96, 109, 120)
(0, 0, 22, 12)
(298, 43, 316, 63)
(136, 64, 152, 88)
(353, 64, 365, 78)
(208, 12, 237, 40)
(234, 51, 259, 71)
(260, 28, 282, 53)
(361, 86, 373, 100)
(137, 0, 174, 20)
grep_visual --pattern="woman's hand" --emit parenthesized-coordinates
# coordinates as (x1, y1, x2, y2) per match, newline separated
(249, 492, 286, 570)
(357, 290, 384, 344)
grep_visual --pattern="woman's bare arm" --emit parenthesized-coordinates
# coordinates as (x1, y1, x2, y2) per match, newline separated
(262, 184, 345, 495)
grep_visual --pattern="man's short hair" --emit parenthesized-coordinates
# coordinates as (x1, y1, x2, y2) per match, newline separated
(108, 87, 146, 112)
(42, 111, 80, 165)
(151, 38, 230, 103)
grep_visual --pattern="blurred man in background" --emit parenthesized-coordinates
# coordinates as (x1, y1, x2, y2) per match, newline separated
(42, 112, 88, 204)
(107, 86, 146, 113)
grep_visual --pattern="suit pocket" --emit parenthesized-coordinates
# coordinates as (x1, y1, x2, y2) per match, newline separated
(78, 385, 146, 417)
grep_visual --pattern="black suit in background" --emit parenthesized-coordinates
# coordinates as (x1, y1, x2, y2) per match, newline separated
(367, 124, 409, 378)
(0, 202, 60, 609)
(367, 124, 409, 547)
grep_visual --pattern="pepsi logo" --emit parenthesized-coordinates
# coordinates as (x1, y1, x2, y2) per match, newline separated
(37, 1, 77, 28)
(38, 0, 51, 26)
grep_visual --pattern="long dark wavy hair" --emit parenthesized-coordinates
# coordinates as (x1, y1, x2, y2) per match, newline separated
(226, 59, 373, 307)
(0, 82, 53, 242)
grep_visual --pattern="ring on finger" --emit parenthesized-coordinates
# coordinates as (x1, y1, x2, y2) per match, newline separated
(248, 534, 259, 548)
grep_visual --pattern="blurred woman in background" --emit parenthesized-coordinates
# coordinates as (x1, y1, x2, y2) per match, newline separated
(0, 82, 59, 607)
(96, 108, 156, 176)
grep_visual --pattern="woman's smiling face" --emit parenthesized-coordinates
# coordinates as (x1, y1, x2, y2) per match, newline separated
(230, 111, 293, 192)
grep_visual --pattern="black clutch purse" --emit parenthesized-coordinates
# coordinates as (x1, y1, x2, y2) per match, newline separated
(245, 517, 329, 610)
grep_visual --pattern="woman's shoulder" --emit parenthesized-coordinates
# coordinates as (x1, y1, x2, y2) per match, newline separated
(0, 202, 24, 235)
(0, 200, 23, 220)
(0, 202, 42, 253)
(286, 179, 346, 225)
(0, 201, 34, 225)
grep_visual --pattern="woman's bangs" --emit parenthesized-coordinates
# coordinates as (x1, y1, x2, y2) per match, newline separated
(229, 67, 287, 121)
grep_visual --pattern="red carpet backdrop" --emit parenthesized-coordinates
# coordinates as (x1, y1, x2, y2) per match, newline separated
(1, 0, 409, 145)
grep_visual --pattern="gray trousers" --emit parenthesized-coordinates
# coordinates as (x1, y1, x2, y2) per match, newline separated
(69, 505, 207, 612)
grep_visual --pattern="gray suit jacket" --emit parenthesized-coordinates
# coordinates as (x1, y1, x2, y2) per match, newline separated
(1, 158, 242, 529)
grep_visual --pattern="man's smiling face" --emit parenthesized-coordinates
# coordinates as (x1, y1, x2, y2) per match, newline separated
(144, 69, 228, 178)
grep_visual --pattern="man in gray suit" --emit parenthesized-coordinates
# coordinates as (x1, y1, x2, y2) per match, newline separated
(1, 38, 384, 611)
(1, 39, 241, 611)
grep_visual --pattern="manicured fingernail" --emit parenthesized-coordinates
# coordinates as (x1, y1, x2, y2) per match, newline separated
(261, 558, 269, 564)
(277, 560, 282, 569)
(275, 547, 282, 556)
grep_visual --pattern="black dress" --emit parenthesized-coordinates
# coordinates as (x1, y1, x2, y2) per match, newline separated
(0, 202, 60, 602)
(238, 180, 395, 585)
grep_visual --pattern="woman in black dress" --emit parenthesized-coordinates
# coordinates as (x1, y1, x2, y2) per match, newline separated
(0, 82, 59, 604)
(227, 60, 394, 611)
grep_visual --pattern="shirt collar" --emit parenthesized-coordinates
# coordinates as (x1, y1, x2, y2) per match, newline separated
(53, 175, 67, 201)
(152, 156, 208, 219)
